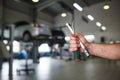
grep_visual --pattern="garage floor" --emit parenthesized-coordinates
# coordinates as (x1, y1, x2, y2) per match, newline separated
(0, 57, 120, 80)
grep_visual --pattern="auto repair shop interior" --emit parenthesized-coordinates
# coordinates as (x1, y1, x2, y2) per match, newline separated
(0, 0, 120, 80)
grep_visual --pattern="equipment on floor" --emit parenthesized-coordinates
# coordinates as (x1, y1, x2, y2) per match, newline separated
(16, 45, 35, 75)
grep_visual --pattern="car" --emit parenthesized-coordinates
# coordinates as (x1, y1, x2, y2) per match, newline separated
(48, 29, 66, 47)
(1, 21, 52, 42)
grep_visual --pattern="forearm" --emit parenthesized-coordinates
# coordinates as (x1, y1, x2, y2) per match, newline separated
(86, 43, 120, 60)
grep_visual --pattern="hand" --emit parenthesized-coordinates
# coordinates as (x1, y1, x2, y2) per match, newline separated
(69, 33, 89, 53)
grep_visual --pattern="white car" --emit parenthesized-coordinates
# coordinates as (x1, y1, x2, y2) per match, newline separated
(1, 22, 52, 41)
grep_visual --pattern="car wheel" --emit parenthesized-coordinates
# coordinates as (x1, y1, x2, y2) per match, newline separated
(23, 32, 31, 42)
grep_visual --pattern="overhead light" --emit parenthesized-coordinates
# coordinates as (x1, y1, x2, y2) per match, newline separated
(73, 3, 83, 11)
(96, 22, 102, 27)
(32, 0, 39, 3)
(61, 13, 67, 17)
(87, 15, 94, 21)
(103, 4, 110, 10)
(101, 26, 107, 31)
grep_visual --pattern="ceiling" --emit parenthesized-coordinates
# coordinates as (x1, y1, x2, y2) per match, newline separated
(1, 0, 120, 42)
(20, 0, 110, 17)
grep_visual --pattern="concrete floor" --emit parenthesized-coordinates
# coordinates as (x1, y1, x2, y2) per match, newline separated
(0, 57, 120, 80)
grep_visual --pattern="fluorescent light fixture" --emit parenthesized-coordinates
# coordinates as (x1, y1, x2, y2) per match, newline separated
(101, 26, 107, 31)
(61, 13, 67, 17)
(73, 3, 83, 11)
(87, 15, 94, 21)
(32, 0, 39, 3)
(103, 4, 110, 10)
(96, 22, 102, 27)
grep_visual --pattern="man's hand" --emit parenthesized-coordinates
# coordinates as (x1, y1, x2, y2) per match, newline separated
(69, 33, 89, 53)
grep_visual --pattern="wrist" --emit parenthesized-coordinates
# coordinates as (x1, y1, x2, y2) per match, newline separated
(84, 42, 92, 54)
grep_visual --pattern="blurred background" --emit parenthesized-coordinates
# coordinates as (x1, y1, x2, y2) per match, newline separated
(0, 0, 120, 80)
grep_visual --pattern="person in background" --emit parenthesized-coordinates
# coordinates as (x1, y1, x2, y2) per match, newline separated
(69, 33, 120, 60)
(0, 39, 11, 70)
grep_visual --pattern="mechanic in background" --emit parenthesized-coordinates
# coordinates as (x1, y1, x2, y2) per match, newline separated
(0, 39, 11, 70)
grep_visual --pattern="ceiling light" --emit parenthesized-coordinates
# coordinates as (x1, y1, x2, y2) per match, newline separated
(32, 0, 39, 3)
(73, 3, 83, 11)
(103, 4, 110, 10)
(87, 15, 94, 21)
(61, 13, 67, 17)
(96, 22, 102, 27)
(101, 26, 107, 31)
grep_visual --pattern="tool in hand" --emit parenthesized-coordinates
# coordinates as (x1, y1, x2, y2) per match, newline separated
(66, 23, 89, 62)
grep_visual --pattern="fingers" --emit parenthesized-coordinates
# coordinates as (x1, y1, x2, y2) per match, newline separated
(75, 32, 88, 48)
(69, 32, 87, 53)
(79, 48, 84, 53)
(69, 34, 80, 52)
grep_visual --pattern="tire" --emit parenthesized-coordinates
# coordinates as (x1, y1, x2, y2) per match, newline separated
(23, 32, 31, 42)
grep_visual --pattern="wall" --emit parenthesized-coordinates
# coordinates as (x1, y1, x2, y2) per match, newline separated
(54, 0, 120, 43)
